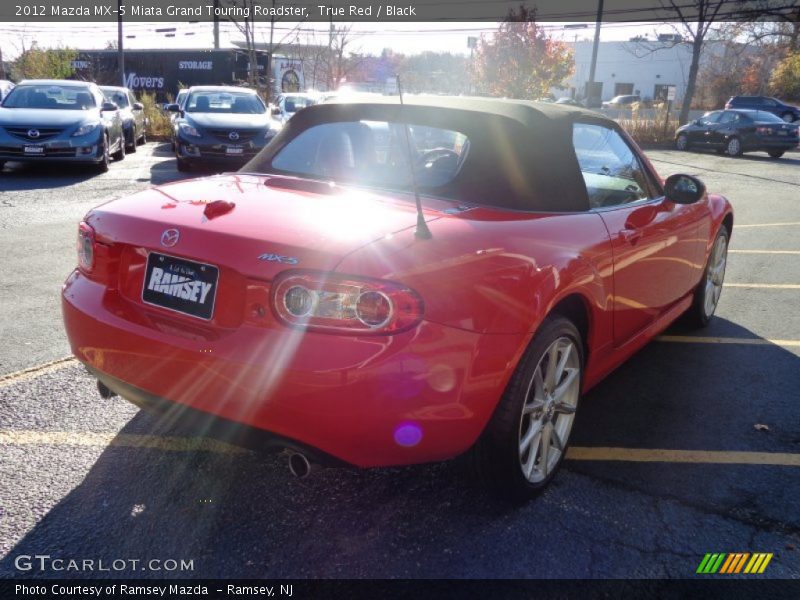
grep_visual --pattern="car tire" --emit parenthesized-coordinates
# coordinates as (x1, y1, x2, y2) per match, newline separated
(126, 126, 137, 153)
(112, 135, 125, 161)
(675, 134, 689, 151)
(781, 112, 795, 123)
(768, 150, 785, 158)
(686, 226, 729, 328)
(725, 137, 742, 157)
(96, 136, 110, 173)
(176, 158, 191, 173)
(471, 315, 583, 501)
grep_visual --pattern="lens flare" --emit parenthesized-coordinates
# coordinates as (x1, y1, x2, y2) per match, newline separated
(393, 422, 423, 447)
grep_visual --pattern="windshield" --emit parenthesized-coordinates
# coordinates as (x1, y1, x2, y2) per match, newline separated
(269, 120, 469, 191)
(2, 84, 96, 110)
(101, 89, 129, 108)
(185, 91, 266, 114)
(176, 90, 188, 108)
(284, 95, 316, 112)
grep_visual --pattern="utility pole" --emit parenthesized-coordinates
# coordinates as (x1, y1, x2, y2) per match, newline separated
(213, 0, 219, 49)
(117, 0, 125, 86)
(267, 0, 275, 101)
(328, 16, 333, 90)
(587, 0, 603, 107)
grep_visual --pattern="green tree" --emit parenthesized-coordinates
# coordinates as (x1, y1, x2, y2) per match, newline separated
(471, 6, 573, 99)
(12, 45, 77, 80)
(770, 51, 800, 100)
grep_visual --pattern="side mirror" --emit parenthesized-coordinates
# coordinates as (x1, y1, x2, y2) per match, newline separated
(271, 106, 282, 117)
(132, 102, 144, 111)
(101, 101, 118, 112)
(664, 173, 706, 204)
(166, 103, 181, 113)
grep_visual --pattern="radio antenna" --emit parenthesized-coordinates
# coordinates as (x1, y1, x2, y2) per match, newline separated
(397, 75, 432, 240)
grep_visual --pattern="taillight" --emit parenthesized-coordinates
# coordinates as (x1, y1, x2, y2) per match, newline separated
(756, 126, 772, 134)
(271, 270, 424, 335)
(77, 221, 95, 272)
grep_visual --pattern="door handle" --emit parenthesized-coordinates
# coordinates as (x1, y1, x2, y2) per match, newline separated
(620, 228, 643, 245)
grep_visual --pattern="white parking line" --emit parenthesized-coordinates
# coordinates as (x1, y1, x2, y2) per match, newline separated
(729, 250, 800, 255)
(736, 222, 800, 229)
(725, 283, 800, 289)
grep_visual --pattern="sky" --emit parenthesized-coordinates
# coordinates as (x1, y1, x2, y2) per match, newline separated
(0, 21, 680, 60)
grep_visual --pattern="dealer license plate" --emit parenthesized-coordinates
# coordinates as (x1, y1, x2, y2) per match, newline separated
(226, 146, 244, 155)
(24, 145, 44, 154)
(142, 252, 219, 320)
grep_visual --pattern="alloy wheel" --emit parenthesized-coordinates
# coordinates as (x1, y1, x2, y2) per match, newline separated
(676, 134, 688, 150)
(703, 233, 728, 318)
(727, 137, 741, 156)
(518, 337, 580, 483)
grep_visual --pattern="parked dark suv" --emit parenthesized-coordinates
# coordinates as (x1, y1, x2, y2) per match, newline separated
(725, 96, 800, 122)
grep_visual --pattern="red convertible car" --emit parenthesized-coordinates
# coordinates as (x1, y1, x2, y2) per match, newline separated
(62, 97, 732, 499)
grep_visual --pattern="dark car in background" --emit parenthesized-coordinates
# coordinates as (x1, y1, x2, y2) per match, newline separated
(168, 86, 282, 172)
(100, 86, 147, 152)
(675, 109, 799, 158)
(0, 79, 125, 173)
(725, 96, 800, 122)
(168, 89, 189, 151)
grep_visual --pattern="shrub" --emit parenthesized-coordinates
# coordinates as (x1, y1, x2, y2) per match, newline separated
(139, 91, 173, 139)
(617, 106, 678, 146)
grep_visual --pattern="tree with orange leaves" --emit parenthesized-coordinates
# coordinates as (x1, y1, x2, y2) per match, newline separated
(471, 6, 574, 100)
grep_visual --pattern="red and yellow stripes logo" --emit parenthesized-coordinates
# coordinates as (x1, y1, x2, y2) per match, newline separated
(696, 552, 773, 574)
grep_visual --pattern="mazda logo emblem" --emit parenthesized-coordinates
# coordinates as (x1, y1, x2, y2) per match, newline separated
(160, 229, 180, 247)
(228, 131, 239, 141)
(27, 129, 40, 138)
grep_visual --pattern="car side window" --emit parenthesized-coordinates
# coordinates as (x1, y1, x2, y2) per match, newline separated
(718, 112, 735, 124)
(699, 111, 722, 125)
(572, 122, 658, 209)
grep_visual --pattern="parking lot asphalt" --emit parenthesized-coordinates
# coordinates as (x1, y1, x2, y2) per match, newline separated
(0, 145, 798, 580)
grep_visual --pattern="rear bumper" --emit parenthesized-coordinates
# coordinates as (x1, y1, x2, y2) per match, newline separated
(62, 270, 525, 467)
(744, 138, 799, 151)
(88, 364, 348, 467)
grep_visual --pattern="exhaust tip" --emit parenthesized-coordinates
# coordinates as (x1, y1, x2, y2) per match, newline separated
(97, 380, 117, 399)
(288, 452, 312, 478)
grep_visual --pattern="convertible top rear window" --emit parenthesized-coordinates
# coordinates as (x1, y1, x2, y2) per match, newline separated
(247, 102, 593, 212)
(271, 120, 469, 191)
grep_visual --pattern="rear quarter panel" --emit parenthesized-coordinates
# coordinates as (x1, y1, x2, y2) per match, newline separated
(336, 207, 616, 376)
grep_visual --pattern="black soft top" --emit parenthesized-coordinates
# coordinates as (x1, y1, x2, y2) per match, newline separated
(248, 95, 619, 212)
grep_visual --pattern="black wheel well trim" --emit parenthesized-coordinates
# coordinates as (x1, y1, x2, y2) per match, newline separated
(548, 293, 591, 367)
(721, 212, 734, 241)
